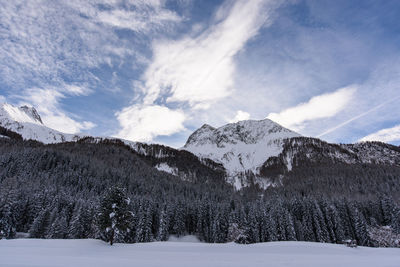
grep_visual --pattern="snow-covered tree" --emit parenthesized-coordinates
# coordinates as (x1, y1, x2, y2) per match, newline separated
(0, 202, 16, 239)
(97, 187, 133, 245)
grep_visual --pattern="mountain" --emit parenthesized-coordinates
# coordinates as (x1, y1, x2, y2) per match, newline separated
(0, 103, 224, 185)
(260, 137, 400, 179)
(183, 119, 300, 188)
(183, 120, 400, 189)
(1, 103, 400, 247)
(1, 102, 400, 191)
(0, 103, 80, 144)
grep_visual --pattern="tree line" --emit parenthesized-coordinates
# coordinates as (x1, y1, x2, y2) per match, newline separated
(0, 137, 399, 246)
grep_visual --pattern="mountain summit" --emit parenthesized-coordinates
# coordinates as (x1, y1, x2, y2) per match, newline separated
(0, 103, 79, 143)
(0, 103, 43, 125)
(183, 119, 301, 188)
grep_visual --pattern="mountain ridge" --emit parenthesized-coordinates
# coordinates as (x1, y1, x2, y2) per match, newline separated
(1, 102, 400, 191)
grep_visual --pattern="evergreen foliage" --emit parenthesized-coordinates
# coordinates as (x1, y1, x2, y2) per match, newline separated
(97, 187, 133, 245)
(0, 136, 399, 246)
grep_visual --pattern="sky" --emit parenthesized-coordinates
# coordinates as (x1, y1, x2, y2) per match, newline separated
(0, 0, 399, 147)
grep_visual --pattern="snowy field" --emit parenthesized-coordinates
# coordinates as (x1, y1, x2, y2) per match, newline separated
(1, 238, 400, 267)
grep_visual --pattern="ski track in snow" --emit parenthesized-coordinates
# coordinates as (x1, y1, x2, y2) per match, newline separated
(0, 239, 399, 267)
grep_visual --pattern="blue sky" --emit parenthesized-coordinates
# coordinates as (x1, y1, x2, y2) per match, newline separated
(0, 0, 399, 147)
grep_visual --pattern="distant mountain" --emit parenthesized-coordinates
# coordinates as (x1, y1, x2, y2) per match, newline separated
(1, 103, 400, 247)
(183, 120, 400, 189)
(183, 119, 300, 188)
(1, 102, 400, 191)
(0, 103, 80, 143)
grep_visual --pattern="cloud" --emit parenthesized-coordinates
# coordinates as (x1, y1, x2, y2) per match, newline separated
(0, 0, 181, 136)
(0, 95, 5, 103)
(95, 4, 182, 33)
(359, 125, 400, 143)
(115, 105, 186, 142)
(18, 87, 96, 134)
(267, 86, 357, 131)
(230, 110, 251, 123)
(0, 0, 182, 87)
(316, 94, 400, 138)
(142, 0, 278, 108)
(116, 0, 280, 142)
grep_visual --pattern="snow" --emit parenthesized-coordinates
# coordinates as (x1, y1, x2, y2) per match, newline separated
(0, 103, 81, 144)
(1, 239, 399, 267)
(155, 163, 179, 176)
(2, 103, 43, 125)
(183, 119, 300, 189)
(167, 235, 200, 242)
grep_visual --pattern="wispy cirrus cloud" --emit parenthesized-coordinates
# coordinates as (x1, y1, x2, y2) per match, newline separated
(0, 0, 182, 134)
(267, 86, 357, 131)
(142, 0, 278, 108)
(116, 0, 281, 141)
(360, 125, 400, 143)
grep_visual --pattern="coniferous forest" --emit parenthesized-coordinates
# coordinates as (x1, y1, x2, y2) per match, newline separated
(0, 131, 399, 247)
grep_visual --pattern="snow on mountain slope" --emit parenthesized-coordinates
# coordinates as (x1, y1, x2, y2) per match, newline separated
(155, 162, 179, 176)
(0, 103, 80, 144)
(183, 119, 300, 188)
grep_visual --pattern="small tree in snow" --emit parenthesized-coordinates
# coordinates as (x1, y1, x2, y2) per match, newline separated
(97, 187, 133, 245)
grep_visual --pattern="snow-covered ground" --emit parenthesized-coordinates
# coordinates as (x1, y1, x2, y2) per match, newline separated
(1, 239, 399, 267)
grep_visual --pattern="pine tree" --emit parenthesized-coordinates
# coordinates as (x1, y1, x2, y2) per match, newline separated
(29, 208, 51, 238)
(135, 202, 154, 243)
(349, 204, 371, 246)
(157, 206, 170, 241)
(0, 202, 16, 239)
(69, 205, 94, 239)
(96, 187, 133, 245)
(46, 210, 68, 239)
(172, 203, 186, 237)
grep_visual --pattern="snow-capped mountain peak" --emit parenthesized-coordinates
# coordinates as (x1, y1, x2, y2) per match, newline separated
(183, 119, 301, 188)
(0, 103, 80, 144)
(1, 103, 43, 125)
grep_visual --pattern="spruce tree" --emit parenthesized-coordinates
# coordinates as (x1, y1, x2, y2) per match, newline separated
(157, 207, 170, 241)
(96, 187, 133, 245)
(0, 202, 16, 239)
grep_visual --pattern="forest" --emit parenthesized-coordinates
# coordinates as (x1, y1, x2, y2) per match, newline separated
(0, 130, 399, 247)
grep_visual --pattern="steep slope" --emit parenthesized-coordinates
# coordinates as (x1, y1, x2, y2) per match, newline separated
(260, 137, 400, 184)
(77, 137, 227, 185)
(183, 120, 400, 190)
(0, 103, 80, 143)
(183, 119, 300, 188)
(0, 103, 226, 184)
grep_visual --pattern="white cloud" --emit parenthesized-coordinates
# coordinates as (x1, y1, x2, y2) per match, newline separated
(0, 95, 5, 103)
(95, 5, 182, 33)
(359, 125, 400, 143)
(116, 0, 279, 142)
(0, 0, 181, 136)
(115, 105, 186, 142)
(18, 87, 96, 134)
(142, 0, 278, 108)
(267, 86, 357, 131)
(229, 110, 251, 123)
